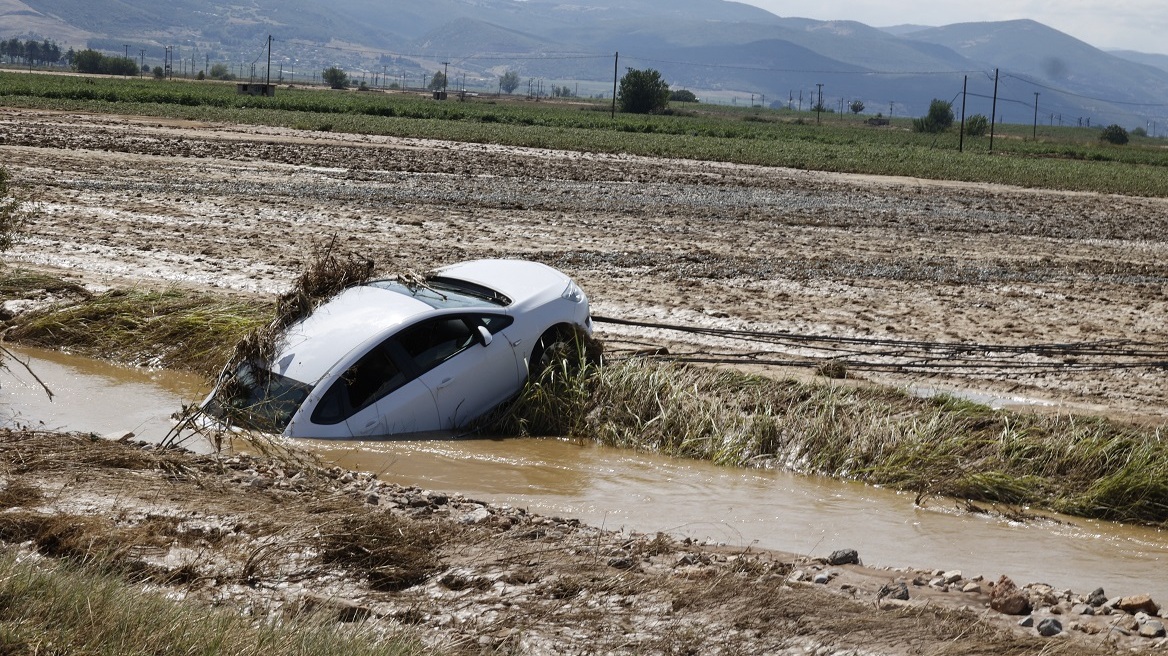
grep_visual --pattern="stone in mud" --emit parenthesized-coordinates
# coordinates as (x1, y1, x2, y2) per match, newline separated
(1115, 594, 1160, 615)
(1037, 618, 1063, 637)
(1138, 620, 1166, 638)
(1087, 587, 1107, 607)
(989, 575, 1031, 615)
(877, 581, 910, 601)
(826, 549, 860, 565)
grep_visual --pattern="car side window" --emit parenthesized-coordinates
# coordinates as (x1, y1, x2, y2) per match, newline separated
(475, 314, 514, 334)
(311, 343, 406, 425)
(396, 317, 477, 373)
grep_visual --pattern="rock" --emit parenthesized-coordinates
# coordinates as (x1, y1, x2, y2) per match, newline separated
(1116, 594, 1160, 615)
(961, 582, 981, 594)
(1071, 603, 1095, 616)
(1037, 618, 1063, 637)
(877, 581, 910, 601)
(1077, 622, 1103, 635)
(990, 576, 1032, 616)
(787, 569, 807, 583)
(459, 506, 491, 525)
(1139, 620, 1167, 638)
(879, 598, 912, 610)
(1018, 616, 1034, 627)
(813, 573, 832, 585)
(826, 549, 860, 566)
(607, 557, 636, 570)
(1116, 614, 1140, 632)
(941, 570, 963, 585)
(1087, 587, 1107, 607)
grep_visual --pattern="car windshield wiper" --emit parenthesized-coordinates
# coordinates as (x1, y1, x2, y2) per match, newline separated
(426, 277, 510, 306)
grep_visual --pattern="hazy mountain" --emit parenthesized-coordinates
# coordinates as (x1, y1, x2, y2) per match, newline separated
(1109, 49, 1168, 74)
(3, 0, 1166, 126)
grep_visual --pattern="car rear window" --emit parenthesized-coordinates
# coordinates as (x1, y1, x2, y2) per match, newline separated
(367, 278, 510, 309)
(205, 362, 311, 434)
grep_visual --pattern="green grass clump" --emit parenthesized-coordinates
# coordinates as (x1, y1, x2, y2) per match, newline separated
(0, 551, 426, 656)
(5, 283, 270, 376)
(502, 358, 1168, 525)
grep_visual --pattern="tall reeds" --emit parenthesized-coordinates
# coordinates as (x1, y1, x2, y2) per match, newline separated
(501, 357, 1168, 525)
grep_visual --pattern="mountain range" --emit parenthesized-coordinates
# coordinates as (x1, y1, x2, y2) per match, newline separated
(3, 0, 1167, 128)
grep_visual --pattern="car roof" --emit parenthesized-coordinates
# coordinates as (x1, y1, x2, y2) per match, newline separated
(432, 259, 569, 304)
(271, 284, 432, 384)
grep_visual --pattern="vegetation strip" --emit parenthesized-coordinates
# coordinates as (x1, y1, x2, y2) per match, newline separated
(4, 269, 1165, 527)
(3, 72, 1168, 197)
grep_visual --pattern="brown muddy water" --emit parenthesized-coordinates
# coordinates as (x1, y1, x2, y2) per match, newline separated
(6, 347, 1168, 602)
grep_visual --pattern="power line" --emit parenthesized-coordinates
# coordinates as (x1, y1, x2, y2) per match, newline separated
(1003, 72, 1168, 108)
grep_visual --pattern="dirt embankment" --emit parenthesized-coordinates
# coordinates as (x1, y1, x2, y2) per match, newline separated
(2, 430, 1161, 656)
(2, 107, 1168, 654)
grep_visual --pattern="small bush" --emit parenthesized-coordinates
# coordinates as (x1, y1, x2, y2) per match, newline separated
(964, 114, 988, 137)
(1100, 124, 1129, 145)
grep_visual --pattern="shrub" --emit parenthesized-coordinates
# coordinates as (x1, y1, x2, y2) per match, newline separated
(1100, 124, 1129, 145)
(618, 68, 670, 114)
(912, 99, 954, 133)
(964, 113, 988, 136)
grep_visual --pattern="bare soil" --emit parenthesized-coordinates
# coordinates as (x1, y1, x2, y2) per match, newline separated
(2, 107, 1168, 653)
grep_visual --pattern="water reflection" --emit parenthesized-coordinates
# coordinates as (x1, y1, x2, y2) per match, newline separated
(6, 346, 1168, 602)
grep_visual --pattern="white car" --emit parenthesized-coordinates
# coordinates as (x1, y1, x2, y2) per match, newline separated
(203, 259, 592, 439)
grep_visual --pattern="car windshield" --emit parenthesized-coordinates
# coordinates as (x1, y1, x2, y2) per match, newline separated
(367, 278, 510, 309)
(204, 362, 312, 434)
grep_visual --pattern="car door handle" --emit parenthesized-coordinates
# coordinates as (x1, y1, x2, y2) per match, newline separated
(362, 419, 378, 430)
(437, 378, 454, 390)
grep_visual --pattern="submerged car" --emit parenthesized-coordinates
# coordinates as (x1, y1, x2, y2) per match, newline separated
(203, 259, 592, 439)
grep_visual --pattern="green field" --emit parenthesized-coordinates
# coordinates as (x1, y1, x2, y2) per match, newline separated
(3, 70, 1167, 196)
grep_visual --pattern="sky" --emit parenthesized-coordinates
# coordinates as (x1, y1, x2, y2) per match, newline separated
(740, 0, 1168, 56)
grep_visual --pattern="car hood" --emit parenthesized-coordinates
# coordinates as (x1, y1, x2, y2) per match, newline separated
(270, 285, 431, 385)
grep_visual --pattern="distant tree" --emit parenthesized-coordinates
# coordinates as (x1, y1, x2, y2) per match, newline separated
(849, 99, 865, 114)
(669, 89, 698, 103)
(964, 113, 989, 136)
(322, 66, 348, 89)
(24, 40, 41, 65)
(209, 63, 230, 79)
(64, 47, 75, 67)
(1100, 124, 1129, 145)
(73, 49, 104, 73)
(618, 67, 670, 114)
(107, 56, 137, 76)
(912, 99, 954, 133)
(428, 70, 446, 91)
(1131, 126, 1148, 138)
(499, 70, 520, 94)
(152, 66, 164, 79)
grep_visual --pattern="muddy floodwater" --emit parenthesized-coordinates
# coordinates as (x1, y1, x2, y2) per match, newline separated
(7, 347, 1168, 603)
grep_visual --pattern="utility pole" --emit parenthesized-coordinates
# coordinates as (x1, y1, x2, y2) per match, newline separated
(816, 83, 823, 124)
(122, 44, 129, 76)
(139, 49, 145, 76)
(1032, 92, 1039, 140)
(441, 60, 449, 96)
(611, 51, 619, 119)
(959, 76, 967, 153)
(265, 35, 272, 88)
(989, 68, 999, 153)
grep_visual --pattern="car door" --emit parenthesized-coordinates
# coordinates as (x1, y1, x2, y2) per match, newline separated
(394, 314, 522, 430)
(305, 339, 441, 438)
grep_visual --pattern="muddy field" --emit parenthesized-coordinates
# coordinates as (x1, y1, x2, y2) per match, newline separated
(3, 107, 1166, 420)
(2, 107, 1168, 654)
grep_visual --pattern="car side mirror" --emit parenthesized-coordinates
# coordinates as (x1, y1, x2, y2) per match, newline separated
(476, 324, 493, 347)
